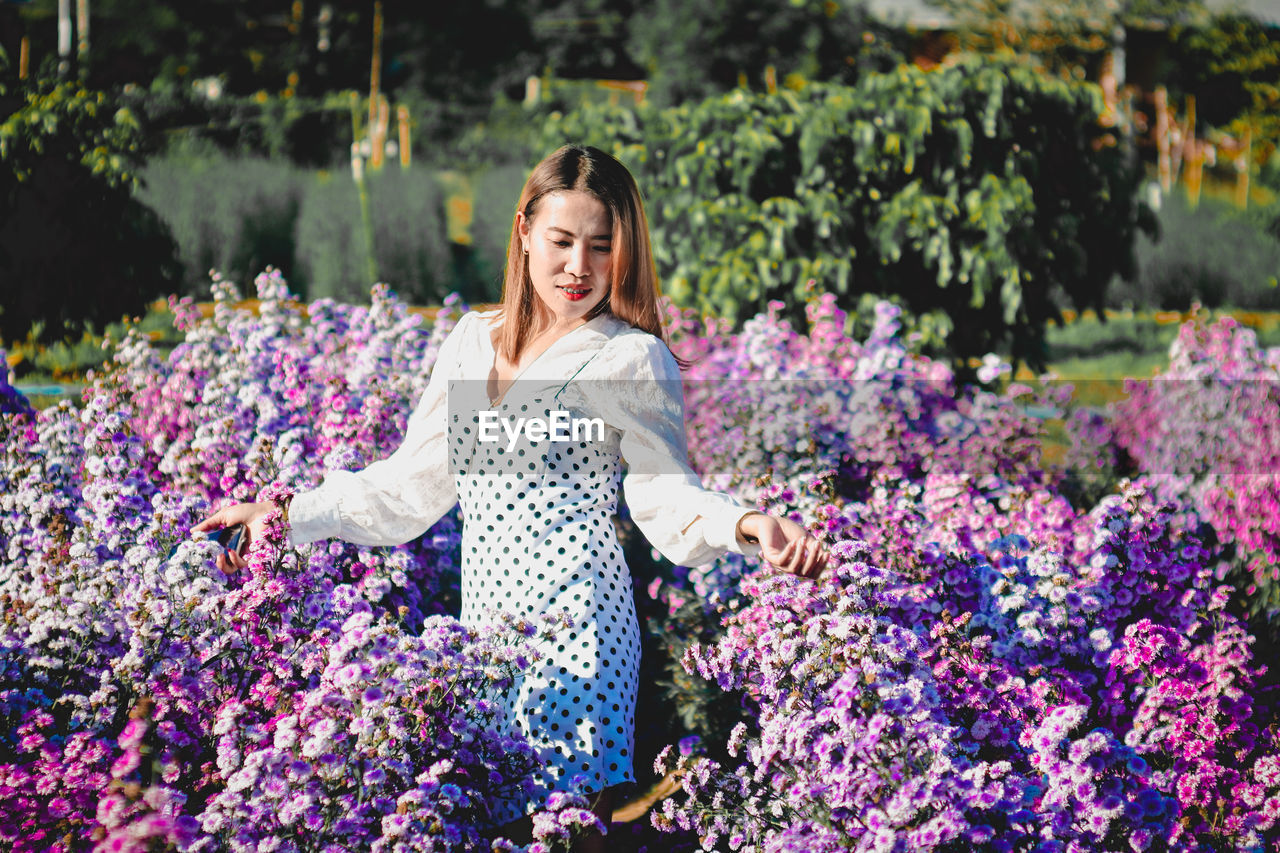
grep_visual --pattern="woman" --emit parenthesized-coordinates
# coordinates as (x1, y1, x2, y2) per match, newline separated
(196, 144, 827, 850)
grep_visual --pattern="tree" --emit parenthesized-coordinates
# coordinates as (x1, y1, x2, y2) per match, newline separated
(0, 60, 180, 344)
(543, 55, 1154, 368)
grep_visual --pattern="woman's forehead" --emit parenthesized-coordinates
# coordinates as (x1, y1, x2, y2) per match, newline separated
(535, 190, 612, 233)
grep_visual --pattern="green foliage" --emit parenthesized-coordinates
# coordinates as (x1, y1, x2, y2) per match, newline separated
(0, 77, 141, 188)
(646, 594, 752, 756)
(124, 86, 355, 168)
(20, 0, 541, 148)
(19, 0, 306, 94)
(0, 73, 181, 344)
(1107, 191, 1280, 311)
(7, 302, 180, 383)
(139, 155, 460, 305)
(1251, 152, 1280, 241)
(469, 163, 529, 302)
(543, 55, 1152, 365)
(1045, 311, 1179, 361)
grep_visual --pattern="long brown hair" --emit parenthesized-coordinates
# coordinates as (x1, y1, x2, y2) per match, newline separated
(495, 145, 670, 364)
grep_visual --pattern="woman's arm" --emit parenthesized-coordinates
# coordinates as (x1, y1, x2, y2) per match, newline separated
(606, 334, 827, 578)
(195, 312, 474, 568)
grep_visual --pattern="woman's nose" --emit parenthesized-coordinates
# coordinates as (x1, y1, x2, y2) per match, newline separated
(564, 242, 590, 277)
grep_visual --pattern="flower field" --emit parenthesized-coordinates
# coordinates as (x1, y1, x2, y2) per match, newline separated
(1, 271, 1278, 852)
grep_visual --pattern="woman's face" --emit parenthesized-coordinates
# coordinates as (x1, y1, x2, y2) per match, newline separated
(517, 190, 612, 328)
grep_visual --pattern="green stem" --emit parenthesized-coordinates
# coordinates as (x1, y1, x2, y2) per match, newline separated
(349, 95, 380, 288)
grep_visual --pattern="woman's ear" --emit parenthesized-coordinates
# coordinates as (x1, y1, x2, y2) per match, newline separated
(516, 210, 531, 254)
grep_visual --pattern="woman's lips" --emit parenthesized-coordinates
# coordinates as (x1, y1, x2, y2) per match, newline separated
(558, 285, 591, 301)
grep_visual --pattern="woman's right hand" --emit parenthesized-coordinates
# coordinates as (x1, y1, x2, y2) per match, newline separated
(737, 512, 828, 581)
(193, 501, 274, 574)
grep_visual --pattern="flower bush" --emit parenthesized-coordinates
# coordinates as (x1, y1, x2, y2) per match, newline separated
(653, 294, 1278, 852)
(0, 272, 597, 851)
(1, 272, 1277, 851)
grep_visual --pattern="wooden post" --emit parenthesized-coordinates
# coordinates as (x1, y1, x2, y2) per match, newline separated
(371, 94, 389, 171)
(1185, 142, 1204, 208)
(1154, 86, 1171, 191)
(1183, 95, 1202, 208)
(18, 35, 29, 80)
(289, 0, 302, 93)
(75, 0, 89, 78)
(1236, 124, 1252, 208)
(368, 1, 383, 161)
(764, 64, 777, 95)
(1098, 50, 1118, 127)
(397, 104, 411, 169)
(57, 0, 71, 76)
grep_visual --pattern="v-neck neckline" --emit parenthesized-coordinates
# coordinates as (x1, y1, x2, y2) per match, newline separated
(482, 315, 601, 408)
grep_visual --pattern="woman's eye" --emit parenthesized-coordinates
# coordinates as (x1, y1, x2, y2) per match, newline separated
(593, 245, 611, 254)
(552, 240, 571, 248)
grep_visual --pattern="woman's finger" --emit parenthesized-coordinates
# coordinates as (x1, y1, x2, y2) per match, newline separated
(785, 537, 807, 575)
(773, 535, 793, 568)
(799, 542, 825, 580)
(192, 511, 222, 533)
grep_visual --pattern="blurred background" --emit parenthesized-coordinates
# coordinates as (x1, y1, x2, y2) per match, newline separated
(2, 0, 1279, 382)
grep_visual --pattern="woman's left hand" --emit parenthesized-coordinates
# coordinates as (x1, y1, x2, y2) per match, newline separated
(737, 512, 828, 581)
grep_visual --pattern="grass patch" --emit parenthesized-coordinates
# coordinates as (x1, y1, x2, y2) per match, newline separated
(1045, 311, 1179, 362)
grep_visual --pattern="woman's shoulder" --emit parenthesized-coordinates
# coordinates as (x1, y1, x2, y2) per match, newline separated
(439, 308, 499, 343)
(596, 320, 680, 379)
(457, 307, 501, 329)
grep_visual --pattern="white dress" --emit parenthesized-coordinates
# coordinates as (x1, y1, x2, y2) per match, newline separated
(287, 309, 760, 821)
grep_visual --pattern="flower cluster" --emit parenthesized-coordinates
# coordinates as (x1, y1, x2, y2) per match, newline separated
(669, 294, 1053, 506)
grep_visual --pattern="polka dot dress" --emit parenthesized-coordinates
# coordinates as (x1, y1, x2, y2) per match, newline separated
(453, 386, 641, 824)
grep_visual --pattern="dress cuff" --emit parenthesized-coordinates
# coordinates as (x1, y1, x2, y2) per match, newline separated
(286, 487, 342, 546)
(703, 500, 763, 558)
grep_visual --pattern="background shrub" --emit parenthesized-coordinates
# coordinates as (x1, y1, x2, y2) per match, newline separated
(542, 54, 1153, 367)
(468, 162, 528, 302)
(293, 165, 450, 304)
(138, 155, 305, 297)
(0, 73, 181, 343)
(141, 157, 453, 304)
(1108, 191, 1280, 311)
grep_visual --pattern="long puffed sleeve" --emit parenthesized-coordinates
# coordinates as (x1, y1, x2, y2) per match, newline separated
(287, 312, 472, 547)
(601, 333, 762, 568)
